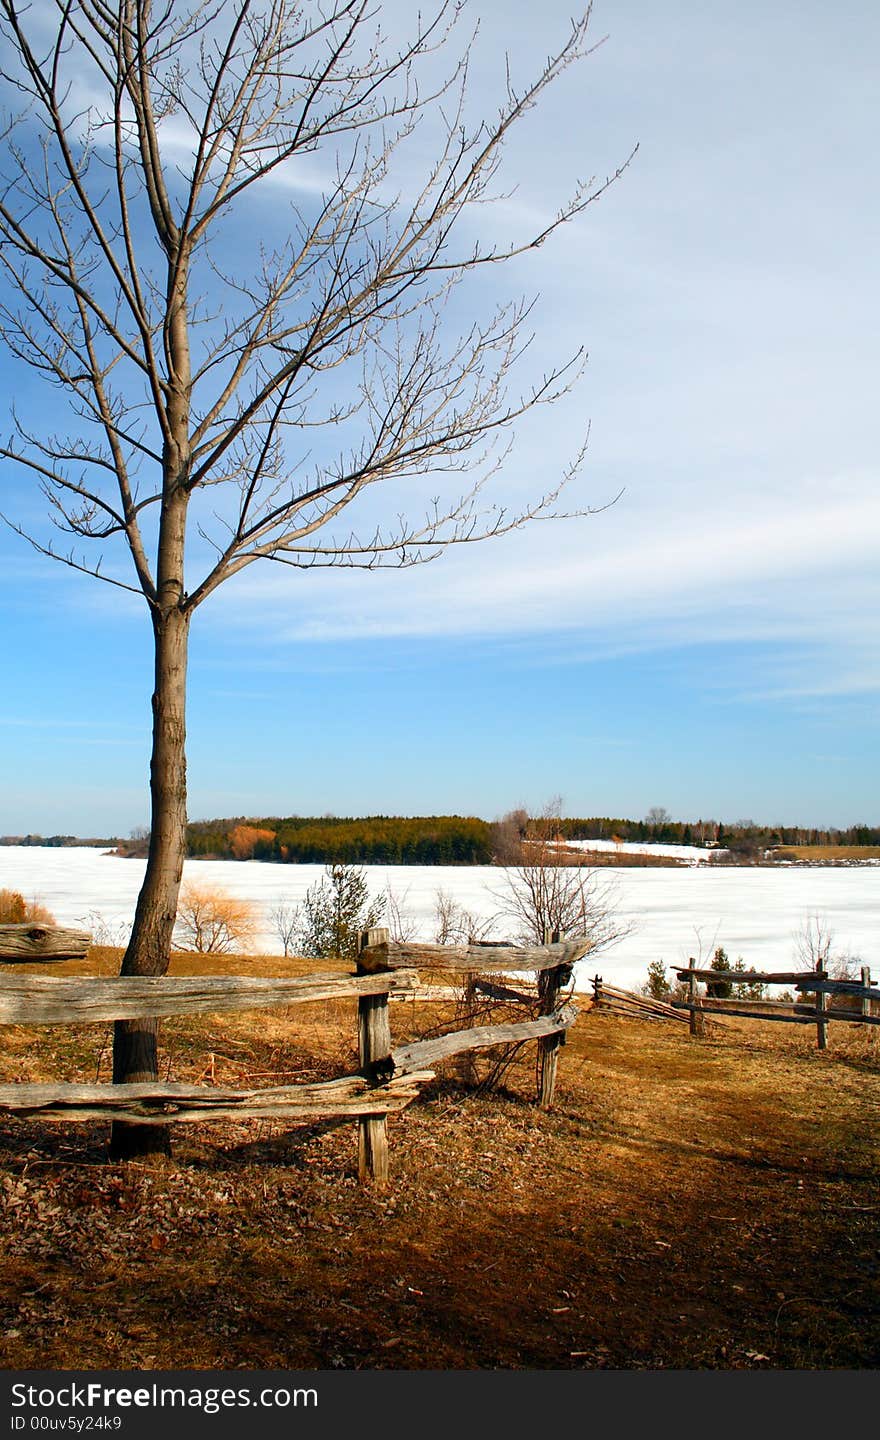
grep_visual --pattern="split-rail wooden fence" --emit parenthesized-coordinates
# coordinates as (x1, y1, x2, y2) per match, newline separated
(672, 958, 879, 1049)
(0, 922, 584, 1184)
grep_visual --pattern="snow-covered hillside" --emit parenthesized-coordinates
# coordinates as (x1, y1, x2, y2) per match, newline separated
(550, 839, 728, 865)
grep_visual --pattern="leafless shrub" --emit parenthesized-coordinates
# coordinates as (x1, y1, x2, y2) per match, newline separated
(385, 886, 419, 944)
(829, 951, 865, 982)
(76, 910, 130, 949)
(269, 902, 301, 959)
(174, 885, 258, 955)
(432, 888, 496, 945)
(792, 913, 860, 978)
(794, 913, 835, 971)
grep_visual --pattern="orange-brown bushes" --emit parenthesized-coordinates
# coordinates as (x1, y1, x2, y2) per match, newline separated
(0, 888, 55, 925)
(173, 883, 258, 955)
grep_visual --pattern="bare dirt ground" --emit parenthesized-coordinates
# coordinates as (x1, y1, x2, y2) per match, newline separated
(0, 948, 877, 1371)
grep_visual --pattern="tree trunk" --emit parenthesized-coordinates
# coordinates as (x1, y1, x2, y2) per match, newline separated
(110, 603, 190, 1160)
(110, 248, 192, 1162)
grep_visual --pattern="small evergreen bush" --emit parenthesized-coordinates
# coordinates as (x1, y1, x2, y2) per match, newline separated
(297, 864, 385, 961)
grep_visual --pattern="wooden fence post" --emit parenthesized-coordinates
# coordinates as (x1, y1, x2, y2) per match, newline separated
(460, 932, 479, 1085)
(815, 959, 828, 1051)
(537, 928, 563, 1109)
(356, 926, 392, 1184)
(687, 957, 704, 1038)
(861, 967, 875, 1040)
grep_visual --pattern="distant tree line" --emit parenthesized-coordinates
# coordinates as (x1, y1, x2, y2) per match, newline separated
(176, 813, 880, 865)
(555, 817, 880, 851)
(8, 814, 879, 865)
(184, 815, 495, 866)
(0, 834, 118, 848)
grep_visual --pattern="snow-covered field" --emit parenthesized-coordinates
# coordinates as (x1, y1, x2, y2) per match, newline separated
(2, 846, 877, 992)
(551, 839, 728, 864)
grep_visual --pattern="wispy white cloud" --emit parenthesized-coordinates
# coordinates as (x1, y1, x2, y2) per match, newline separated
(206, 468, 879, 701)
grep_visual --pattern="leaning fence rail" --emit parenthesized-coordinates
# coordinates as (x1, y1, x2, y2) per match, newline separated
(590, 976, 689, 1024)
(0, 924, 583, 1184)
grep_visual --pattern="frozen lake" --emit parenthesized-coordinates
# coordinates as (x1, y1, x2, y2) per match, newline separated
(2, 846, 877, 991)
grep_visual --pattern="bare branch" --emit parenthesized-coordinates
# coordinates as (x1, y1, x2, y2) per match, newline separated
(1, 0, 630, 630)
(0, 513, 145, 596)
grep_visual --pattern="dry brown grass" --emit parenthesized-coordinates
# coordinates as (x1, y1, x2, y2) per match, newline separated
(0, 947, 877, 1371)
(777, 845, 880, 862)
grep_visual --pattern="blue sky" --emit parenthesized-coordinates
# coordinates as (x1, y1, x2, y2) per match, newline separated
(1, 0, 878, 836)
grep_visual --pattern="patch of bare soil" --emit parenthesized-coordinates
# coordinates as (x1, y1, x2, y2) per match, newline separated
(0, 950, 877, 1371)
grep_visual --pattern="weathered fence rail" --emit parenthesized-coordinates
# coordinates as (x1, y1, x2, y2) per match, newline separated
(391, 1003, 579, 1074)
(0, 970, 420, 1024)
(0, 923, 90, 963)
(590, 977, 689, 1025)
(0, 1073, 431, 1123)
(0, 923, 580, 1184)
(356, 936, 592, 973)
(670, 962, 878, 1048)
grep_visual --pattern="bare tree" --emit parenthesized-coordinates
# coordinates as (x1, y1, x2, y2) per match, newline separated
(269, 900, 301, 958)
(0, 0, 632, 1154)
(174, 883, 258, 954)
(432, 886, 495, 944)
(489, 806, 530, 864)
(493, 801, 629, 954)
(793, 913, 859, 980)
(384, 885, 418, 944)
(793, 913, 835, 972)
(497, 852, 627, 954)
